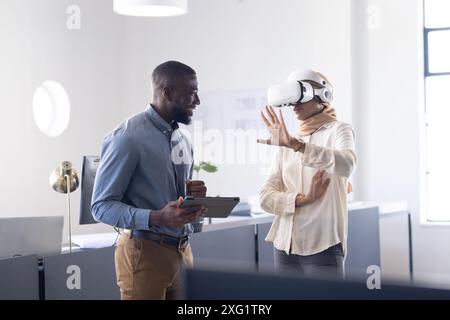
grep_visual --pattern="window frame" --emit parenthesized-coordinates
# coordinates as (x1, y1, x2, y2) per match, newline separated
(424, 26, 450, 77)
(423, 0, 450, 223)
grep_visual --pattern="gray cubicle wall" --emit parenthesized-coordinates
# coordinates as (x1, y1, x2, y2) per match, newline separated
(43, 246, 119, 300)
(257, 222, 275, 272)
(345, 206, 380, 280)
(257, 207, 381, 279)
(0, 255, 39, 300)
(190, 225, 257, 270)
(379, 211, 412, 281)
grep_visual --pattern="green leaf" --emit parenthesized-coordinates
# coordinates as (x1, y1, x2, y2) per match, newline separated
(200, 162, 218, 173)
(193, 161, 218, 174)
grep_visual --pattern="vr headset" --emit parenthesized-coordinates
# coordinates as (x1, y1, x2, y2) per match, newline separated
(267, 69, 334, 107)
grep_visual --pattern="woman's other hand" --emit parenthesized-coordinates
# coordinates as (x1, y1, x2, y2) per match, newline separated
(306, 170, 330, 203)
(295, 193, 306, 207)
(296, 170, 330, 207)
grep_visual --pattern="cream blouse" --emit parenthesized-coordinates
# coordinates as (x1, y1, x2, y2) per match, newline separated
(259, 120, 357, 256)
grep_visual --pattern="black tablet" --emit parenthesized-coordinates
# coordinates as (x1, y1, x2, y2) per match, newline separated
(180, 196, 240, 218)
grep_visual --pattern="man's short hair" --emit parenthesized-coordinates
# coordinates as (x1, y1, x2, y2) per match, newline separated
(152, 61, 196, 92)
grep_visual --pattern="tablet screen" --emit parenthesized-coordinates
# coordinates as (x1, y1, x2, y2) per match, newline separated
(181, 197, 240, 218)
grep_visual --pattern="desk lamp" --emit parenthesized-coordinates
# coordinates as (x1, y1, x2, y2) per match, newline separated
(49, 161, 79, 253)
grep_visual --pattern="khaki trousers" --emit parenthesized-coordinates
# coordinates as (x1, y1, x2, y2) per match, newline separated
(115, 233, 193, 300)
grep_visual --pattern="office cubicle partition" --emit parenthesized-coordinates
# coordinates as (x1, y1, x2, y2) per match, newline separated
(43, 246, 119, 300)
(0, 255, 40, 300)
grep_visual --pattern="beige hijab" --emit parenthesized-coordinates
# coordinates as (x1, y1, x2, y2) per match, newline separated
(298, 105, 337, 136)
(298, 71, 337, 136)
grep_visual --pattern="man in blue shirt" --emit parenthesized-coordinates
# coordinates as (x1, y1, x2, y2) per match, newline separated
(91, 61, 207, 300)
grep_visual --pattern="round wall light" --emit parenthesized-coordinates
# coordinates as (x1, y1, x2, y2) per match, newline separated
(32, 80, 71, 137)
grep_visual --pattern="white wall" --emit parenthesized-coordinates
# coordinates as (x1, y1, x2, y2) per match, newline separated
(352, 0, 450, 284)
(0, 0, 127, 239)
(117, 0, 353, 201)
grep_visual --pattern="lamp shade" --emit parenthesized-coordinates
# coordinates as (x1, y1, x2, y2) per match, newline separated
(113, 0, 188, 17)
(49, 161, 79, 193)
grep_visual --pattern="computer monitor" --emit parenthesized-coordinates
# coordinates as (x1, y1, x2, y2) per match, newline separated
(79, 155, 100, 225)
(0, 216, 64, 259)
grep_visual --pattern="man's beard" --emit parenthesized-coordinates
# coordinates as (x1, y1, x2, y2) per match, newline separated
(173, 108, 192, 125)
(174, 105, 192, 125)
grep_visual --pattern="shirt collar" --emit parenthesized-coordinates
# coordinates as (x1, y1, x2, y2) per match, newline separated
(146, 104, 179, 137)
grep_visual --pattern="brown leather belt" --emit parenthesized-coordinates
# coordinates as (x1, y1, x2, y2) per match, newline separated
(124, 230, 189, 252)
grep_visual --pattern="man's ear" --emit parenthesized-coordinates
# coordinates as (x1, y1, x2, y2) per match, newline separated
(162, 86, 173, 101)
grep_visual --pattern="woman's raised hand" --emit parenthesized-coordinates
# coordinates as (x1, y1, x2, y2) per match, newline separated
(257, 106, 295, 148)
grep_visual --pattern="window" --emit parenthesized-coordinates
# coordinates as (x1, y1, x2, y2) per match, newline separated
(424, 0, 450, 221)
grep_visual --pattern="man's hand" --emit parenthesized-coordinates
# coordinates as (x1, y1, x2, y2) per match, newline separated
(303, 170, 330, 204)
(149, 197, 207, 228)
(186, 180, 207, 197)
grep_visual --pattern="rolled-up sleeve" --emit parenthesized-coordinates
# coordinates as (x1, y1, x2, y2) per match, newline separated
(91, 133, 151, 230)
(259, 149, 297, 216)
(302, 123, 357, 178)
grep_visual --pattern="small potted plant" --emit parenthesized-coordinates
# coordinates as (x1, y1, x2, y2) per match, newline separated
(191, 161, 218, 233)
(193, 161, 218, 180)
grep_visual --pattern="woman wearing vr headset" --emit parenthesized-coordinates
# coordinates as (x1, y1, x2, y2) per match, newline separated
(258, 69, 357, 279)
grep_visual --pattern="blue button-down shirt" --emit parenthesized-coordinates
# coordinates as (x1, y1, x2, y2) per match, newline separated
(91, 104, 194, 237)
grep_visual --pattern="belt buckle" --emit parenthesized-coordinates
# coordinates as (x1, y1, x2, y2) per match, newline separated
(178, 237, 189, 252)
(159, 235, 165, 246)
